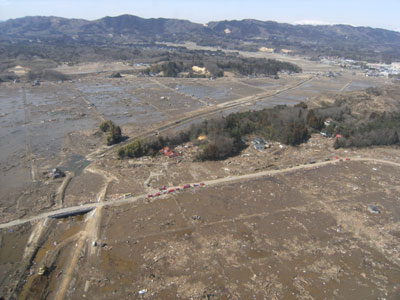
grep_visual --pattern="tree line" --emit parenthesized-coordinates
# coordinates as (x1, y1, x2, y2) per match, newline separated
(118, 103, 321, 161)
(143, 54, 301, 78)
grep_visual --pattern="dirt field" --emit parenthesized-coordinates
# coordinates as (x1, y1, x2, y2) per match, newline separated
(10, 158, 398, 300)
(0, 55, 398, 300)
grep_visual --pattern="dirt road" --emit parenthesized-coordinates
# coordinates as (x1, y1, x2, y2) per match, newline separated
(1, 157, 398, 230)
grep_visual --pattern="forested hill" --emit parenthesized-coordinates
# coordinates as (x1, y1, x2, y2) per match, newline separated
(1, 15, 400, 62)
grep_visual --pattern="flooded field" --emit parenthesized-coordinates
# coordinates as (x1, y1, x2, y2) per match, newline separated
(0, 72, 388, 217)
(0, 61, 395, 300)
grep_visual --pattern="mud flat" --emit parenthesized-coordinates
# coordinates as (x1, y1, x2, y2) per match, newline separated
(46, 160, 399, 300)
(0, 63, 396, 299)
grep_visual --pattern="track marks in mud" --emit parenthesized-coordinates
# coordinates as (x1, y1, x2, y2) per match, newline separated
(149, 78, 209, 106)
(21, 88, 39, 182)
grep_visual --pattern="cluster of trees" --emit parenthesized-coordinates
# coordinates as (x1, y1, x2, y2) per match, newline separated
(143, 53, 301, 78)
(144, 61, 183, 77)
(117, 132, 191, 159)
(28, 70, 69, 81)
(118, 87, 400, 161)
(99, 120, 123, 146)
(223, 105, 314, 146)
(118, 104, 322, 161)
(304, 91, 400, 149)
(332, 112, 400, 148)
(216, 57, 301, 76)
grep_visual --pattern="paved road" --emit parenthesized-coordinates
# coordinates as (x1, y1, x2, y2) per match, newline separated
(1, 157, 398, 230)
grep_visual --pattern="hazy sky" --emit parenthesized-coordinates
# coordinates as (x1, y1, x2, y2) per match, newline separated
(1, 0, 400, 31)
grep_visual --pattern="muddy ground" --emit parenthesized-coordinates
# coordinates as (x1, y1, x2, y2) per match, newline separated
(11, 158, 398, 300)
(0, 54, 398, 300)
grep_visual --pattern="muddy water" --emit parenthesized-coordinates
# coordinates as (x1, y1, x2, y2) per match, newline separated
(0, 84, 101, 220)
(0, 87, 25, 164)
(76, 82, 167, 125)
(344, 80, 377, 91)
(62, 154, 90, 176)
(175, 84, 232, 101)
(25, 87, 98, 158)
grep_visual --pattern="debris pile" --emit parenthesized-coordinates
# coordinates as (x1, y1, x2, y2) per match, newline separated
(159, 146, 179, 158)
(48, 168, 66, 179)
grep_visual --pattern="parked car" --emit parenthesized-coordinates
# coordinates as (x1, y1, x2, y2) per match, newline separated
(183, 184, 191, 189)
(159, 186, 167, 190)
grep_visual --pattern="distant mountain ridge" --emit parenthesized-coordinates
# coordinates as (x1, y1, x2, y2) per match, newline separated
(1, 15, 400, 62)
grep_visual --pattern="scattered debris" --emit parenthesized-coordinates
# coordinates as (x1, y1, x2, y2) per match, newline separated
(109, 72, 122, 78)
(368, 205, 381, 214)
(160, 146, 179, 158)
(138, 289, 148, 295)
(38, 266, 47, 276)
(101, 243, 112, 251)
(49, 167, 65, 179)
